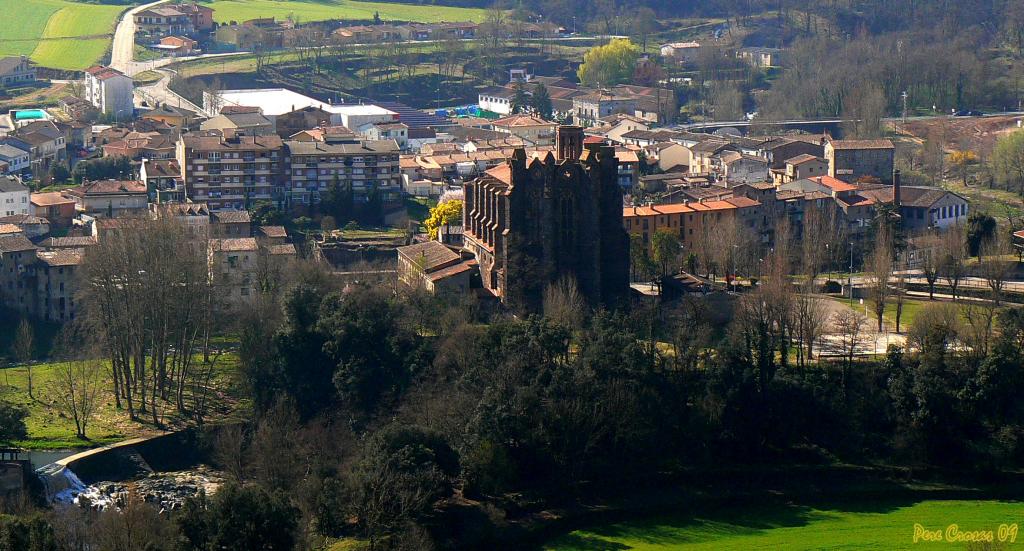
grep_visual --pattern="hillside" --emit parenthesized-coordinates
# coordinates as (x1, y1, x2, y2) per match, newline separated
(205, 0, 486, 24)
(0, 0, 487, 72)
(0, 0, 123, 70)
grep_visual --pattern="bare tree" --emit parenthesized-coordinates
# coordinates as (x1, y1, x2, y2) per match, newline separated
(893, 264, 907, 333)
(868, 225, 894, 331)
(543, 277, 586, 330)
(13, 318, 33, 398)
(47, 359, 103, 439)
(212, 424, 247, 482)
(913, 232, 941, 299)
(833, 309, 867, 399)
(940, 224, 967, 301)
(978, 231, 1015, 305)
(794, 292, 829, 366)
(80, 216, 211, 424)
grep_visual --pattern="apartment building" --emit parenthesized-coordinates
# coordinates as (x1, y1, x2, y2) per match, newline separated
(0, 234, 36, 312)
(84, 66, 134, 120)
(33, 249, 82, 322)
(0, 176, 29, 217)
(283, 137, 400, 208)
(177, 131, 285, 210)
(622, 196, 767, 252)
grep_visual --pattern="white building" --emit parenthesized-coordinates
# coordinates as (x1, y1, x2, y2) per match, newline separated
(660, 41, 701, 63)
(0, 175, 29, 217)
(84, 66, 134, 120)
(206, 88, 398, 128)
(478, 88, 515, 116)
(0, 144, 30, 174)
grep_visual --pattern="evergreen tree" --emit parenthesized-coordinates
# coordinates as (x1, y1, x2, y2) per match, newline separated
(511, 82, 530, 114)
(531, 83, 553, 119)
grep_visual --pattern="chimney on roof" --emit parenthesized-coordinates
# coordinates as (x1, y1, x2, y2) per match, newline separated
(893, 168, 901, 209)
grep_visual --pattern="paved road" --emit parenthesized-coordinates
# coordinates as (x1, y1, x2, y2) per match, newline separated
(110, 0, 169, 73)
(135, 68, 203, 114)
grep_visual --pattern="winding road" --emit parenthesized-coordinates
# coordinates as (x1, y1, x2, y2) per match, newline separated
(110, 0, 169, 73)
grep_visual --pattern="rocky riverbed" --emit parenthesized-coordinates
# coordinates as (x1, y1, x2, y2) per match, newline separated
(57, 466, 225, 511)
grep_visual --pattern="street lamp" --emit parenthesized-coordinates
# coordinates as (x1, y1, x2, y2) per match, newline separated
(825, 242, 831, 284)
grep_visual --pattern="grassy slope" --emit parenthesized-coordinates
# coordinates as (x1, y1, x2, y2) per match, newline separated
(546, 499, 1024, 550)
(31, 2, 125, 70)
(0, 0, 122, 70)
(0, 353, 246, 449)
(204, 0, 486, 24)
(0, 0, 65, 57)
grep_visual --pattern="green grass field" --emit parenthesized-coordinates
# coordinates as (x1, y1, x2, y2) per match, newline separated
(204, 0, 486, 24)
(0, 0, 123, 70)
(0, 0, 485, 71)
(0, 352, 246, 449)
(546, 499, 1024, 550)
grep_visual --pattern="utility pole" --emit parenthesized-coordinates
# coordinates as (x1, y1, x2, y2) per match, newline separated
(848, 241, 854, 305)
(901, 90, 908, 126)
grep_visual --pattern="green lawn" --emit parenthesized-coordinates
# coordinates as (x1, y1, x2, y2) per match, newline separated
(546, 499, 1024, 550)
(204, 0, 486, 24)
(0, 0, 124, 70)
(941, 180, 1024, 221)
(404, 196, 435, 223)
(0, 352, 247, 450)
(882, 297, 928, 331)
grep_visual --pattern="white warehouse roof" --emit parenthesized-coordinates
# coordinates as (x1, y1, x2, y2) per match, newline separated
(212, 88, 396, 119)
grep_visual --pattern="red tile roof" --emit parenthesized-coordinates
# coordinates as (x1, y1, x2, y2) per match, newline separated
(809, 175, 857, 192)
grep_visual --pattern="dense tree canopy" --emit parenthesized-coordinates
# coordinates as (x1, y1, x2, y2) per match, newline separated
(577, 38, 641, 87)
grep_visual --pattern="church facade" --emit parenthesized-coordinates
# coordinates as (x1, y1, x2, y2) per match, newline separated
(463, 126, 630, 314)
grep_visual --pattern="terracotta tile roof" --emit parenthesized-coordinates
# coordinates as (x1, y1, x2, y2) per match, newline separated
(397, 240, 461, 271)
(624, 203, 694, 217)
(267, 243, 296, 255)
(786, 153, 824, 165)
(154, 203, 209, 217)
(210, 237, 258, 252)
(427, 261, 473, 282)
(85, 65, 127, 81)
(0, 223, 21, 235)
(258, 225, 287, 238)
(67, 179, 147, 197)
(36, 248, 83, 267)
(211, 210, 252, 224)
(615, 149, 639, 163)
(0, 234, 35, 253)
(143, 159, 182, 178)
(31, 191, 75, 207)
(484, 163, 513, 185)
(828, 139, 894, 150)
(492, 114, 555, 127)
(809, 175, 857, 192)
(0, 214, 47, 225)
(725, 196, 761, 208)
(38, 236, 97, 248)
(858, 185, 961, 208)
(838, 194, 877, 208)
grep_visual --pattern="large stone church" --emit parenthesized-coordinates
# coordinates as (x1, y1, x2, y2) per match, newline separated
(463, 126, 630, 314)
